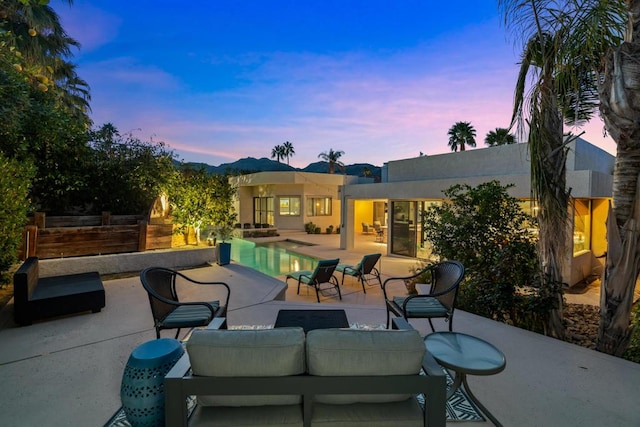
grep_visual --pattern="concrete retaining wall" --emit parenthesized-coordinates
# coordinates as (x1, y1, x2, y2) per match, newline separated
(37, 247, 216, 277)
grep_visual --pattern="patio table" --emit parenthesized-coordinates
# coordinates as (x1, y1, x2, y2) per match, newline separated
(424, 331, 506, 427)
(274, 309, 349, 333)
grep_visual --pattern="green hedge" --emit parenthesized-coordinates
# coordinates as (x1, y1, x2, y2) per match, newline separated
(0, 155, 34, 285)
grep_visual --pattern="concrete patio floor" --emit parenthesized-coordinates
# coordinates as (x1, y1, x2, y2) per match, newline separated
(0, 231, 639, 426)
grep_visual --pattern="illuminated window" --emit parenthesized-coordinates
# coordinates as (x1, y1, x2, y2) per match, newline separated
(307, 197, 332, 216)
(279, 196, 301, 216)
(573, 199, 591, 253)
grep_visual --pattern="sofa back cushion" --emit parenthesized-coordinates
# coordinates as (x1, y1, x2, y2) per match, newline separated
(187, 327, 305, 407)
(306, 328, 425, 404)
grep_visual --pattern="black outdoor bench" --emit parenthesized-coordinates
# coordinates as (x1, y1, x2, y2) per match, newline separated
(13, 257, 105, 326)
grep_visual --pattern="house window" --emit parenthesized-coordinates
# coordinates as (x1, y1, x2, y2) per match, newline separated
(307, 197, 332, 216)
(279, 196, 301, 216)
(573, 199, 591, 253)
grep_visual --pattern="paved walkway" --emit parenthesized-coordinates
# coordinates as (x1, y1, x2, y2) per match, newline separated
(0, 232, 638, 426)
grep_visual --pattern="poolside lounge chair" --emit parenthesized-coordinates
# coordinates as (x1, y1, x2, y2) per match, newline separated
(140, 267, 230, 338)
(382, 260, 464, 331)
(336, 253, 382, 293)
(286, 259, 341, 303)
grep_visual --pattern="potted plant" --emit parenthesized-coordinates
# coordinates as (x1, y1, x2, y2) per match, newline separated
(305, 222, 316, 234)
(214, 224, 235, 266)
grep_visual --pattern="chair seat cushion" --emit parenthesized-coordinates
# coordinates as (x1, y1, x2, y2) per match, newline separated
(392, 296, 449, 317)
(287, 271, 311, 283)
(161, 303, 218, 327)
(335, 264, 359, 276)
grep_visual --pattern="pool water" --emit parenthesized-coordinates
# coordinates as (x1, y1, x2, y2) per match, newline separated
(230, 239, 319, 277)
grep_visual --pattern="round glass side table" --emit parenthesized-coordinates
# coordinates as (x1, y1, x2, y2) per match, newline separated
(425, 332, 506, 427)
(120, 338, 184, 427)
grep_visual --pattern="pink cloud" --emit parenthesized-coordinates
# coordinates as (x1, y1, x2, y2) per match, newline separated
(77, 13, 616, 169)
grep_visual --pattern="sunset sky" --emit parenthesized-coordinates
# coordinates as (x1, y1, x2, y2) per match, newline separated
(54, 1, 616, 168)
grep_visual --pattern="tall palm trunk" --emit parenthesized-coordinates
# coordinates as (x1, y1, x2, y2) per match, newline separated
(328, 161, 335, 174)
(533, 71, 568, 339)
(597, 0, 640, 356)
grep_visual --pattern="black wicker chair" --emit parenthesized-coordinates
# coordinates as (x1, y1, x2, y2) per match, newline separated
(140, 267, 230, 338)
(382, 260, 464, 331)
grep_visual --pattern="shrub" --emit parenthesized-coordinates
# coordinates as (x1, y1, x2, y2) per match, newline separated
(0, 156, 35, 285)
(421, 181, 555, 331)
(624, 303, 640, 363)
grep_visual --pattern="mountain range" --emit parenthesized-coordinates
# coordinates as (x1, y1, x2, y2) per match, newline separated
(184, 157, 382, 179)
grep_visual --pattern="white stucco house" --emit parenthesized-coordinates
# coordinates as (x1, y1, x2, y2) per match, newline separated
(231, 138, 614, 286)
(229, 171, 362, 234)
(340, 138, 613, 286)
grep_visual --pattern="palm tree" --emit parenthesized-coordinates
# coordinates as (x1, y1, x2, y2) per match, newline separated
(318, 148, 345, 174)
(499, 0, 625, 343)
(447, 122, 477, 152)
(513, 30, 569, 340)
(597, 0, 640, 356)
(484, 128, 516, 147)
(53, 61, 92, 118)
(1, 0, 90, 119)
(282, 141, 295, 165)
(271, 144, 284, 165)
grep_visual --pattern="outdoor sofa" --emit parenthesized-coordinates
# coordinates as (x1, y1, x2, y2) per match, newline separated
(13, 256, 105, 326)
(164, 318, 447, 426)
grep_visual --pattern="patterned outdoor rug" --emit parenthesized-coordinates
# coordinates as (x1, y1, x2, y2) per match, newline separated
(105, 324, 484, 425)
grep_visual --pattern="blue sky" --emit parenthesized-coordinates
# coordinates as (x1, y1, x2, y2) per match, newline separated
(54, 1, 616, 168)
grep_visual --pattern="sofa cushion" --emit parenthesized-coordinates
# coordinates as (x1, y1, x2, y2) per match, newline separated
(187, 327, 305, 407)
(306, 329, 425, 404)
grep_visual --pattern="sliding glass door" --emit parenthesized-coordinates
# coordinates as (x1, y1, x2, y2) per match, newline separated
(390, 201, 417, 257)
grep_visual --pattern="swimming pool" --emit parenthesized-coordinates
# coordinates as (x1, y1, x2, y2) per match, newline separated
(230, 239, 319, 276)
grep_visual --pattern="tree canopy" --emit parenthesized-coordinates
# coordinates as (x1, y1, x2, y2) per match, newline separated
(318, 148, 345, 174)
(282, 141, 295, 165)
(447, 122, 477, 152)
(168, 167, 237, 244)
(485, 128, 516, 146)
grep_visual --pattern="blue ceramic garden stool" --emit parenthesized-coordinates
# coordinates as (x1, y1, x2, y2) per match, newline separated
(120, 338, 184, 427)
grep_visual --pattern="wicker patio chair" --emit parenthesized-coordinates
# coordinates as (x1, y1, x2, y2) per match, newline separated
(382, 260, 464, 331)
(140, 267, 230, 339)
